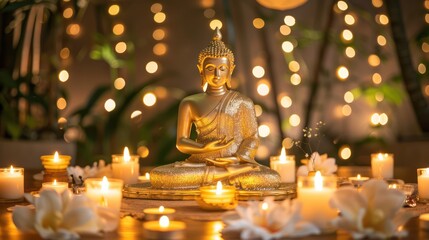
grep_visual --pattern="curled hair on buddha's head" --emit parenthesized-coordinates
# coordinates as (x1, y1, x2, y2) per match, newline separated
(197, 27, 235, 89)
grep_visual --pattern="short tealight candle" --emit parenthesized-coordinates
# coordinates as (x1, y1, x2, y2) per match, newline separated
(297, 171, 337, 233)
(41, 179, 68, 193)
(138, 172, 151, 183)
(371, 153, 394, 179)
(270, 147, 295, 183)
(0, 166, 24, 200)
(197, 181, 237, 211)
(417, 168, 429, 203)
(143, 205, 176, 221)
(348, 174, 369, 188)
(112, 147, 140, 185)
(143, 215, 186, 239)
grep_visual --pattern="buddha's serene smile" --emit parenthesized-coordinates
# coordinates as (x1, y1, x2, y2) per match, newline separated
(150, 28, 281, 190)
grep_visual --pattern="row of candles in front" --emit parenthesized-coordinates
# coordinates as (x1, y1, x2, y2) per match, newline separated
(1, 148, 429, 235)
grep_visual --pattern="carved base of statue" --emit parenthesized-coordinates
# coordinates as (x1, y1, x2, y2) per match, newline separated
(150, 162, 281, 191)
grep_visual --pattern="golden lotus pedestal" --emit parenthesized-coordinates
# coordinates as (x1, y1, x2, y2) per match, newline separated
(123, 182, 296, 201)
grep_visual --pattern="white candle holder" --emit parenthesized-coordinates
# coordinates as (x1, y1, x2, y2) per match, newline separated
(297, 172, 337, 232)
(417, 168, 429, 203)
(371, 153, 394, 179)
(0, 166, 24, 202)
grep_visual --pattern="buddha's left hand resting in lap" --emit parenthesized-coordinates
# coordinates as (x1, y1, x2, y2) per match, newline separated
(150, 28, 280, 190)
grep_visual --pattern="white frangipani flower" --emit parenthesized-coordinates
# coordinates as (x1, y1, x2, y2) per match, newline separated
(297, 152, 337, 176)
(12, 189, 116, 239)
(329, 179, 416, 239)
(223, 197, 320, 239)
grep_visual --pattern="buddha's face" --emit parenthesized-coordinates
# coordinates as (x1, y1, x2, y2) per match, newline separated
(201, 57, 232, 88)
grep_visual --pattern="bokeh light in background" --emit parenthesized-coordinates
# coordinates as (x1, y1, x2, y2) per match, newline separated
(253, 18, 265, 29)
(146, 61, 159, 74)
(258, 124, 270, 138)
(209, 19, 223, 29)
(339, 145, 352, 160)
(257, 80, 270, 96)
(143, 92, 157, 107)
(345, 47, 356, 58)
(336, 66, 349, 80)
(114, 77, 126, 90)
(104, 99, 116, 112)
(252, 66, 265, 78)
(108, 4, 120, 16)
(289, 114, 300, 127)
(58, 70, 69, 82)
(115, 41, 127, 53)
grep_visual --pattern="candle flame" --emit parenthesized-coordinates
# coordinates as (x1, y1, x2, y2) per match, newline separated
(53, 179, 57, 185)
(261, 202, 269, 211)
(215, 181, 223, 195)
(123, 147, 130, 162)
(145, 172, 150, 180)
(54, 151, 59, 163)
(159, 206, 165, 213)
(9, 165, 14, 173)
(314, 171, 323, 190)
(377, 153, 384, 160)
(279, 147, 287, 163)
(101, 176, 109, 192)
(357, 174, 361, 180)
(159, 215, 170, 228)
(424, 169, 429, 176)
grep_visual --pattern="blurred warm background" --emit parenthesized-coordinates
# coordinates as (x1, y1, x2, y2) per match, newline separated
(1, 0, 428, 173)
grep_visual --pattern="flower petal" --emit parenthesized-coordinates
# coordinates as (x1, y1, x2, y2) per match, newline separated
(297, 165, 309, 177)
(62, 206, 100, 234)
(330, 187, 366, 222)
(372, 189, 405, 219)
(12, 206, 36, 232)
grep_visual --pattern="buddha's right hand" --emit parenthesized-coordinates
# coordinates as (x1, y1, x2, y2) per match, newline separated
(203, 137, 234, 152)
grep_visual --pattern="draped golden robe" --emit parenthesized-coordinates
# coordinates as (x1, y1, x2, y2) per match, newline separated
(150, 91, 280, 190)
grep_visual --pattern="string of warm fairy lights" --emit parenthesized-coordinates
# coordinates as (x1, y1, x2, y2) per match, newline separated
(422, 0, 429, 97)
(57, 0, 83, 140)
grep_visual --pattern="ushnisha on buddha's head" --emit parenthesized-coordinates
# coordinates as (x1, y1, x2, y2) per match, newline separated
(197, 27, 235, 90)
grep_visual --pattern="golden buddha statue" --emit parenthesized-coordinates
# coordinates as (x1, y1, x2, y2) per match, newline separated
(150, 28, 281, 190)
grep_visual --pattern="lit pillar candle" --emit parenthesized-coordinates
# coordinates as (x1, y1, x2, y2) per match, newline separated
(41, 179, 68, 193)
(0, 166, 24, 200)
(85, 176, 123, 211)
(40, 151, 71, 170)
(143, 205, 176, 221)
(371, 153, 394, 179)
(417, 168, 429, 203)
(270, 147, 295, 183)
(297, 171, 337, 232)
(112, 147, 140, 185)
(197, 181, 237, 210)
(143, 215, 186, 240)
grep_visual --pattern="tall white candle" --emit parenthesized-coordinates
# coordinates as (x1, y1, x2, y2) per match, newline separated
(417, 168, 429, 203)
(297, 171, 337, 232)
(0, 166, 24, 200)
(112, 147, 140, 185)
(270, 147, 295, 183)
(371, 153, 394, 179)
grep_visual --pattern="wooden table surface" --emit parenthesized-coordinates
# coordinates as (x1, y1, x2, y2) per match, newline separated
(1, 167, 428, 240)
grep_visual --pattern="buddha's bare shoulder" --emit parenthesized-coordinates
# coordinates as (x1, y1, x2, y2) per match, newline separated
(180, 93, 206, 105)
